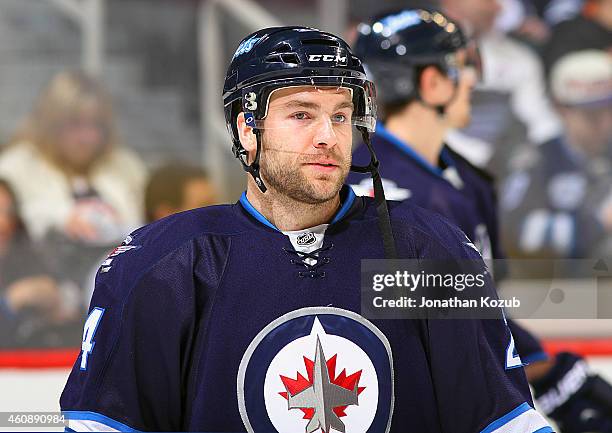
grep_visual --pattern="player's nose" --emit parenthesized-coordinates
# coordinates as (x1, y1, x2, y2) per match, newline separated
(312, 117, 338, 149)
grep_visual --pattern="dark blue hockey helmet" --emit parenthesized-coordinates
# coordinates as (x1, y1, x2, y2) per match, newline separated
(354, 9, 481, 110)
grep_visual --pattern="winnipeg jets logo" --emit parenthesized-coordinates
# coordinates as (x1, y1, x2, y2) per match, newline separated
(233, 35, 261, 59)
(238, 307, 394, 433)
(280, 336, 363, 433)
(296, 232, 317, 247)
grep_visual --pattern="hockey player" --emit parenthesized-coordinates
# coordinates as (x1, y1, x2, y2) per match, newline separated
(60, 27, 552, 433)
(349, 9, 612, 433)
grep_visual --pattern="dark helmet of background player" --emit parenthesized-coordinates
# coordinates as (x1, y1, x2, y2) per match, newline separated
(223, 26, 396, 258)
(354, 9, 481, 116)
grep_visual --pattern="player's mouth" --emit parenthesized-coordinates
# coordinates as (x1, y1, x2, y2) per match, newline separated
(303, 159, 340, 172)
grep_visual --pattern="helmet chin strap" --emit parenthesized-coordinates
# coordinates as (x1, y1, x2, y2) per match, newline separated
(351, 128, 398, 260)
(250, 129, 267, 193)
(234, 128, 267, 193)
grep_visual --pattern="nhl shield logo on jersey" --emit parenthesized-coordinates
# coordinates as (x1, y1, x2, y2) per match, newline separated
(296, 232, 317, 247)
(238, 307, 394, 433)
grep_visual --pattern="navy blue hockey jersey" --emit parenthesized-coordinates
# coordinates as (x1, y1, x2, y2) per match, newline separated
(348, 124, 548, 365)
(60, 187, 552, 433)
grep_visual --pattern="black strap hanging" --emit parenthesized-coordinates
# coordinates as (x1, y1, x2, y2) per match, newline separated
(351, 129, 398, 260)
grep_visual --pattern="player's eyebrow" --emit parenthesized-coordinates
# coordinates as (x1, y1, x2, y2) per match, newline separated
(334, 101, 354, 111)
(280, 100, 354, 111)
(280, 100, 320, 110)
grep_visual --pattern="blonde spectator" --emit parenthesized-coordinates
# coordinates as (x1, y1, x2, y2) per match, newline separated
(0, 71, 147, 245)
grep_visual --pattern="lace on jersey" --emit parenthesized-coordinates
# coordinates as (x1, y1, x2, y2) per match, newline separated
(283, 243, 334, 278)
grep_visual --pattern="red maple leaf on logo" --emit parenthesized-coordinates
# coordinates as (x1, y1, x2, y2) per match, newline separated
(278, 354, 366, 420)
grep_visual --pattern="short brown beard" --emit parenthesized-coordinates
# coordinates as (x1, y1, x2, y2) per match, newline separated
(258, 132, 350, 204)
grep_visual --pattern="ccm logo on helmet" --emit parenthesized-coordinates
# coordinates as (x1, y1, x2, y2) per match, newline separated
(308, 54, 347, 63)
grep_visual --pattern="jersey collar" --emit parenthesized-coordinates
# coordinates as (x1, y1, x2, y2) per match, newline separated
(239, 185, 356, 232)
(375, 122, 456, 177)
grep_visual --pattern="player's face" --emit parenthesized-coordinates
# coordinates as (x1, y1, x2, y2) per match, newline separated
(444, 50, 477, 128)
(258, 86, 354, 204)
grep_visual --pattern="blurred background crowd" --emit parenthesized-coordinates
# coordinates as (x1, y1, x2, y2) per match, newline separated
(0, 0, 609, 348)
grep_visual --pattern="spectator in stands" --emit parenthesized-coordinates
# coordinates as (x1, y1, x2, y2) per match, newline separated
(440, 0, 562, 176)
(0, 71, 147, 246)
(500, 50, 612, 262)
(543, 0, 612, 77)
(0, 179, 78, 348)
(144, 163, 219, 223)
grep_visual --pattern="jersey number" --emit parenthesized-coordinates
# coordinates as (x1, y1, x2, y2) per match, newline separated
(502, 310, 523, 369)
(506, 331, 523, 369)
(80, 307, 105, 371)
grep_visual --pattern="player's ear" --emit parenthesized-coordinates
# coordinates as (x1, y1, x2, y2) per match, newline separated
(237, 112, 257, 154)
(419, 65, 450, 106)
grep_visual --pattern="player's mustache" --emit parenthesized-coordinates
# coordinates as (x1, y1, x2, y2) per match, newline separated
(263, 148, 347, 163)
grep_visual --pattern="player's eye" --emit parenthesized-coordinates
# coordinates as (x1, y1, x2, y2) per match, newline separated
(292, 112, 310, 121)
(332, 113, 348, 123)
